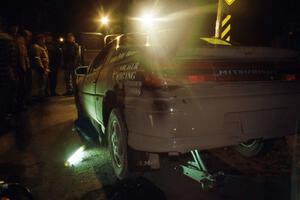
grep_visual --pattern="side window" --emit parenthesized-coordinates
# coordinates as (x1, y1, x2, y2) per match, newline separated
(89, 43, 113, 73)
(109, 47, 128, 64)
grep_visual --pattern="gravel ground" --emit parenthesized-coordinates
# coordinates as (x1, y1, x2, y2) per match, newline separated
(0, 95, 298, 200)
(0, 70, 299, 199)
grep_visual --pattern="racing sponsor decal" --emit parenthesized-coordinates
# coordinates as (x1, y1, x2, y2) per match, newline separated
(110, 48, 127, 63)
(214, 64, 283, 81)
(114, 71, 137, 81)
(216, 69, 275, 76)
(112, 62, 140, 81)
(119, 62, 139, 71)
(110, 48, 137, 63)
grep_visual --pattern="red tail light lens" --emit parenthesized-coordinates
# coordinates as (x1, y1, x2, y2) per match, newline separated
(282, 74, 296, 81)
(144, 73, 167, 88)
(187, 75, 205, 84)
(187, 75, 216, 84)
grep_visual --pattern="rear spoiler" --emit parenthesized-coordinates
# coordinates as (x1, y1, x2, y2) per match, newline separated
(104, 34, 121, 45)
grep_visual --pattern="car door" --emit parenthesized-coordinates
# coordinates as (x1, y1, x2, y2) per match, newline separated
(94, 42, 117, 123)
(81, 48, 110, 121)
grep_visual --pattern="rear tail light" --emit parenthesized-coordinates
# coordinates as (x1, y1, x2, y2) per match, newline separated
(144, 73, 167, 88)
(282, 74, 296, 81)
(187, 75, 215, 84)
(143, 72, 182, 89)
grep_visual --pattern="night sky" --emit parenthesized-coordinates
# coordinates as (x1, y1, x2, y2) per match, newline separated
(1, 0, 299, 46)
(0, 0, 124, 33)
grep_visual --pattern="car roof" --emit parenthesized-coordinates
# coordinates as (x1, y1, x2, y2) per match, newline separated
(107, 32, 232, 50)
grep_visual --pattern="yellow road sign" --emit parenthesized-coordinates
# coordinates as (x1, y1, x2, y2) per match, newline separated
(222, 15, 231, 27)
(224, 0, 235, 6)
(221, 24, 231, 39)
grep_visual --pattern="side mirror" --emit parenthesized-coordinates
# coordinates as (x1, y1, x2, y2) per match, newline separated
(75, 66, 88, 76)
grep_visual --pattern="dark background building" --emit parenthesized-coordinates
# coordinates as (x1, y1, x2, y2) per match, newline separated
(0, 0, 299, 47)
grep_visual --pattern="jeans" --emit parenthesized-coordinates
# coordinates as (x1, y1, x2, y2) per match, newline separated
(32, 69, 46, 99)
(25, 68, 32, 102)
(64, 67, 74, 92)
(49, 67, 58, 95)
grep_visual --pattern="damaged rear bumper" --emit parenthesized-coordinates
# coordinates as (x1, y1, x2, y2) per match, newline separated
(124, 83, 300, 153)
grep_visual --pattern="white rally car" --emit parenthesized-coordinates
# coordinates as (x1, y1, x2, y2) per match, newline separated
(74, 32, 300, 185)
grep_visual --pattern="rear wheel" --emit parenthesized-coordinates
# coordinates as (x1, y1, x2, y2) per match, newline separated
(233, 139, 264, 157)
(107, 108, 129, 179)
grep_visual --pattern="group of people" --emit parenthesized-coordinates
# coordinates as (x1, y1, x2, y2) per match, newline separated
(0, 18, 80, 132)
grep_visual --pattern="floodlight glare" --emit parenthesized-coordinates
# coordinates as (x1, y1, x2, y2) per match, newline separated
(140, 13, 154, 28)
(65, 146, 85, 166)
(100, 16, 109, 26)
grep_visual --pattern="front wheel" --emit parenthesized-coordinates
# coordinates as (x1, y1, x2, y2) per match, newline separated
(107, 108, 129, 179)
(233, 139, 264, 157)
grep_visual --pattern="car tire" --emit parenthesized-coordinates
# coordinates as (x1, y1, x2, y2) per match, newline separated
(233, 139, 264, 157)
(107, 108, 129, 180)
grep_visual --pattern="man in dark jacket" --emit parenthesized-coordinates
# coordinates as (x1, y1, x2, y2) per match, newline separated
(62, 33, 79, 96)
(21, 30, 33, 103)
(0, 19, 19, 131)
(45, 33, 62, 96)
(15, 32, 30, 109)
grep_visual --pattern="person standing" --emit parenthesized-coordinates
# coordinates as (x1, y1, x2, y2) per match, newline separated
(21, 30, 33, 104)
(0, 19, 19, 132)
(8, 25, 28, 110)
(15, 34, 30, 109)
(30, 34, 50, 101)
(45, 33, 62, 96)
(62, 33, 79, 96)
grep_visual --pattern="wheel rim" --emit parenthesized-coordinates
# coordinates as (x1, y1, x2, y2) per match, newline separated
(240, 139, 259, 148)
(110, 119, 123, 169)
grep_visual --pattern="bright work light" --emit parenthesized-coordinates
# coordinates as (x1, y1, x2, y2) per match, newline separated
(65, 146, 85, 166)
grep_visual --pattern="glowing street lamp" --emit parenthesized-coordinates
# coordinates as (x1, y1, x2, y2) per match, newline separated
(100, 16, 109, 26)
